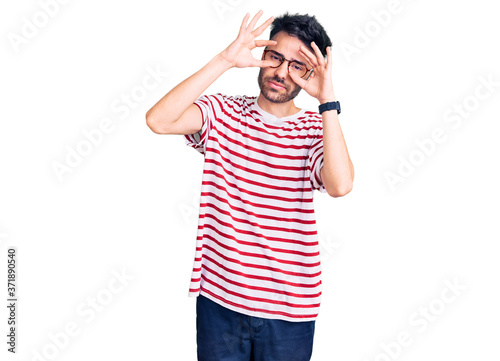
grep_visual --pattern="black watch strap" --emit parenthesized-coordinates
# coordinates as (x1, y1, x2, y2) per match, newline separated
(319, 101, 341, 114)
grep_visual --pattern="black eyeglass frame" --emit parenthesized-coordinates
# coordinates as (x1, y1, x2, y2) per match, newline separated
(262, 49, 314, 80)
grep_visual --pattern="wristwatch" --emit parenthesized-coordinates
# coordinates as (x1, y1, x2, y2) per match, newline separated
(319, 101, 341, 115)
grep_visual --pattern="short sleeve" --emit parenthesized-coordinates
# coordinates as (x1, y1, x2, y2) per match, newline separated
(184, 95, 216, 155)
(308, 134, 327, 193)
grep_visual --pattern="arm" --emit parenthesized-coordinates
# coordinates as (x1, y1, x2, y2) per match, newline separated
(145, 10, 277, 135)
(319, 98, 354, 197)
(289, 44, 354, 197)
(145, 54, 230, 135)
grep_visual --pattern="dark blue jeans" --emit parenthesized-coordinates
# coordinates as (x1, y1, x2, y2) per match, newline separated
(196, 294, 315, 361)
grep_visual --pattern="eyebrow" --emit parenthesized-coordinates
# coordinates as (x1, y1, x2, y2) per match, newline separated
(269, 50, 307, 66)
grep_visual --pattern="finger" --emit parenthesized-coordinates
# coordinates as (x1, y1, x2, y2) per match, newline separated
(239, 13, 250, 35)
(252, 59, 276, 68)
(247, 10, 263, 32)
(254, 39, 277, 48)
(252, 15, 274, 37)
(311, 42, 325, 67)
(288, 70, 308, 88)
(299, 45, 319, 67)
(326, 46, 333, 71)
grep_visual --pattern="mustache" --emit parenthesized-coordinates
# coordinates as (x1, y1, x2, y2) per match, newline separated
(265, 76, 288, 89)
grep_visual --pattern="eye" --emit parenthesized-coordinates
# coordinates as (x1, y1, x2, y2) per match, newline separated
(291, 62, 306, 72)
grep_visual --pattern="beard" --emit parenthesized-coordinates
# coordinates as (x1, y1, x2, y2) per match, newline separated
(258, 69, 301, 104)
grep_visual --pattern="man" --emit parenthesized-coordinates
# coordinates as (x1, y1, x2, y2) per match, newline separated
(146, 10, 354, 361)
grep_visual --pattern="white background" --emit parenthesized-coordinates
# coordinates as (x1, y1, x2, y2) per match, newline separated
(1, 0, 499, 360)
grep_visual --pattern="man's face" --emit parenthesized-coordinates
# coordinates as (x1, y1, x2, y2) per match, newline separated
(258, 31, 311, 104)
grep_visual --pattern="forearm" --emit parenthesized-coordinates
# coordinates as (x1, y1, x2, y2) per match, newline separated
(146, 53, 232, 128)
(320, 104, 354, 197)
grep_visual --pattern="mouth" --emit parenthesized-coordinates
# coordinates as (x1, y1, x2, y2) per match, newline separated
(268, 81, 286, 90)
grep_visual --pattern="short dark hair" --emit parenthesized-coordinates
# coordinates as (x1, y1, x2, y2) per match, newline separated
(269, 13, 332, 57)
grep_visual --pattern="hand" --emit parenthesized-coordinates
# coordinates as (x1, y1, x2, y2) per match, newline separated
(289, 42, 336, 103)
(220, 10, 277, 68)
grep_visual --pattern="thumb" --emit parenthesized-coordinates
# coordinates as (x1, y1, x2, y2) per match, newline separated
(289, 71, 307, 89)
(252, 59, 275, 68)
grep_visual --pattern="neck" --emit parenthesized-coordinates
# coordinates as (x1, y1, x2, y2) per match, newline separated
(257, 94, 301, 118)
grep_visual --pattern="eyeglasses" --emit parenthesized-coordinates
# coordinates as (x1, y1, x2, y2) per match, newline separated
(262, 50, 313, 79)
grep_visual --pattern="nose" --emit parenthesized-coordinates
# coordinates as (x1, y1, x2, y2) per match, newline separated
(274, 60, 289, 80)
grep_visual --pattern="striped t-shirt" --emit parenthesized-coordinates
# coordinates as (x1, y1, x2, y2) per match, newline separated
(184, 93, 326, 322)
